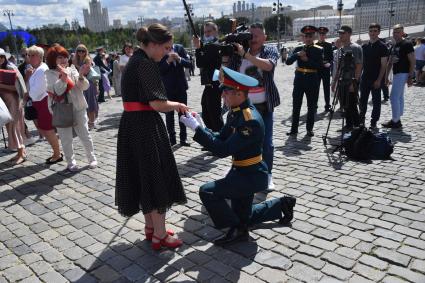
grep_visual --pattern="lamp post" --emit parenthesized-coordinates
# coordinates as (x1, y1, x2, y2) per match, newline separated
(3, 9, 19, 63)
(137, 16, 144, 29)
(337, 0, 344, 31)
(272, 0, 284, 50)
(388, 0, 396, 39)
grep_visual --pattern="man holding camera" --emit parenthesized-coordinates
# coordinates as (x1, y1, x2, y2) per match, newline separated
(359, 23, 389, 130)
(286, 26, 323, 137)
(332, 26, 363, 131)
(316, 27, 333, 112)
(229, 23, 280, 189)
(193, 22, 224, 132)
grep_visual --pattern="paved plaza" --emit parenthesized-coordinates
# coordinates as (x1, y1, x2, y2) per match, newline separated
(1, 63, 425, 283)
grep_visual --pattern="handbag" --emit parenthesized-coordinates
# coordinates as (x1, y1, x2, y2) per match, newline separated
(24, 98, 37, 121)
(51, 92, 75, 128)
(87, 66, 101, 81)
(0, 96, 12, 127)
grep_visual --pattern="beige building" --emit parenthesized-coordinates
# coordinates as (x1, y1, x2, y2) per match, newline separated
(293, 15, 355, 36)
(354, 0, 425, 33)
(83, 0, 110, 32)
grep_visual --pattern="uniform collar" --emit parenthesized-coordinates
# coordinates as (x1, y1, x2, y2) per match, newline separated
(231, 99, 251, 112)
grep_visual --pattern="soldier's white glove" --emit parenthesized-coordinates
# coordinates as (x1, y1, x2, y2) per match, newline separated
(193, 112, 205, 129)
(324, 63, 331, 68)
(180, 112, 200, 131)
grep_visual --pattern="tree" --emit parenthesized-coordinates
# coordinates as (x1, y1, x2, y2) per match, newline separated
(263, 15, 292, 39)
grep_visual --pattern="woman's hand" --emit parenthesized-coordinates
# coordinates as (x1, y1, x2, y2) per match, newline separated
(175, 102, 189, 113)
(57, 65, 68, 82)
(79, 63, 90, 77)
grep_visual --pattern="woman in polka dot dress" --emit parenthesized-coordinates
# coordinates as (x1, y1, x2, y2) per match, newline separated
(116, 24, 188, 250)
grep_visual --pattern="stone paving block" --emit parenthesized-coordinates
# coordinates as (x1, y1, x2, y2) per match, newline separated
(254, 250, 292, 270)
(373, 247, 411, 267)
(63, 246, 88, 261)
(255, 267, 288, 283)
(296, 244, 324, 257)
(292, 253, 326, 270)
(382, 276, 409, 283)
(3, 264, 34, 282)
(90, 264, 121, 282)
(322, 263, 353, 281)
(20, 275, 43, 283)
(121, 263, 148, 282)
(321, 252, 356, 270)
(334, 247, 361, 260)
(352, 263, 386, 282)
(311, 238, 339, 251)
(387, 265, 425, 283)
(286, 262, 323, 282)
(203, 259, 234, 276)
(358, 254, 388, 270)
(185, 266, 215, 282)
(397, 245, 425, 260)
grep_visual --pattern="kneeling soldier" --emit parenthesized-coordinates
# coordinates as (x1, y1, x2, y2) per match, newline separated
(180, 67, 296, 246)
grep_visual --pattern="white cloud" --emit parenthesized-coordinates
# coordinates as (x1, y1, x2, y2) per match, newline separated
(0, 0, 357, 29)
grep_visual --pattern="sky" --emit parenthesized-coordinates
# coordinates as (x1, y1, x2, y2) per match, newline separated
(0, 0, 357, 29)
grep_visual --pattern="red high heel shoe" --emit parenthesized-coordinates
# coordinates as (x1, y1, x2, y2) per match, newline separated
(145, 227, 175, 241)
(151, 234, 183, 250)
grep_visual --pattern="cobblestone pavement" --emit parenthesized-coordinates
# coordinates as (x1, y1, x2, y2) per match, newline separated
(1, 63, 425, 283)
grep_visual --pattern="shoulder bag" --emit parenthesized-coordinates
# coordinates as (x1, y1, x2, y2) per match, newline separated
(51, 92, 75, 128)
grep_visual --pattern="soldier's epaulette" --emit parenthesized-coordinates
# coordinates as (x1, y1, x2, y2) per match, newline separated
(242, 108, 253, 121)
(313, 44, 323, 49)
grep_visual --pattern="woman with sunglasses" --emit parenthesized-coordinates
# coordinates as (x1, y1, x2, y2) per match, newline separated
(73, 44, 99, 130)
(46, 44, 97, 172)
(0, 48, 28, 164)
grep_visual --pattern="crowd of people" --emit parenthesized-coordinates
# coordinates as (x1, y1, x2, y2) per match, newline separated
(0, 21, 423, 249)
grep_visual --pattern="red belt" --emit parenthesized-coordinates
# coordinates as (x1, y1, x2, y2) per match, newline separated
(123, 102, 154, 112)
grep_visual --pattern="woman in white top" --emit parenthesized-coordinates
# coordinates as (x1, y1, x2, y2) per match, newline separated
(45, 44, 97, 172)
(25, 45, 62, 164)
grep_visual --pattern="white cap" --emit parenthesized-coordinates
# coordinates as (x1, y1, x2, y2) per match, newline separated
(0, 48, 10, 59)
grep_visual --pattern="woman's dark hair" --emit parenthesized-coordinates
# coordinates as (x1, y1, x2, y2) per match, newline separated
(46, 44, 69, 69)
(136, 23, 173, 46)
(0, 55, 8, 69)
(122, 42, 133, 54)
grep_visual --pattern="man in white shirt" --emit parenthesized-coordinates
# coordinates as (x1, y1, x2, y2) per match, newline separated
(414, 38, 425, 85)
(119, 42, 133, 72)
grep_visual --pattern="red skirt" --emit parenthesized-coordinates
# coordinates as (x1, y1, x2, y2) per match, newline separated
(32, 96, 53, 131)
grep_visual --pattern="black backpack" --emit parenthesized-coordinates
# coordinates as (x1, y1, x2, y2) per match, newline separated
(343, 127, 393, 160)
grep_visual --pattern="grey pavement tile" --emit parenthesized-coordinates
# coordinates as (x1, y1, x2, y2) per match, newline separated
(373, 247, 411, 267)
(286, 262, 323, 282)
(3, 264, 34, 281)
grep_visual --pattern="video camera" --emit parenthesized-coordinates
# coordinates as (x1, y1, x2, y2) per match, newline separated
(218, 23, 253, 57)
(337, 49, 355, 85)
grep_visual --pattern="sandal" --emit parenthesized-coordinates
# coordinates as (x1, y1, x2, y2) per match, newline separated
(145, 226, 174, 241)
(46, 153, 63, 164)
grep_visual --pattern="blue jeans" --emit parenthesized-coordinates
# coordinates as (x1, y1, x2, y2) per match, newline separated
(262, 111, 274, 174)
(390, 73, 408, 122)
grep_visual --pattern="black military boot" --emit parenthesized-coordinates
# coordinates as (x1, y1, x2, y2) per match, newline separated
(279, 196, 296, 226)
(213, 225, 249, 246)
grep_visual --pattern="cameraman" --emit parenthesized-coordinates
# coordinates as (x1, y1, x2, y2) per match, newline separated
(193, 22, 224, 132)
(332, 26, 363, 131)
(229, 23, 280, 189)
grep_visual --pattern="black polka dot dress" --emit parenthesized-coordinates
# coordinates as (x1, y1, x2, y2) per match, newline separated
(116, 49, 187, 217)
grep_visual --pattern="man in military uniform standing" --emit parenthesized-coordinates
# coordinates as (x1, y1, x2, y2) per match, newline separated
(316, 27, 333, 112)
(180, 67, 296, 245)
(286, 26, 323, 137)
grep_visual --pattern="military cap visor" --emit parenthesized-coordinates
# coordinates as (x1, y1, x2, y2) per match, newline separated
(213, 67, 258, 91)
(301, 25, 318, 34)
(318, 27, 329, 34)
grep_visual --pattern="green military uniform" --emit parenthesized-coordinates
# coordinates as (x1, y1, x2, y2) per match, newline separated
(184, 67, 295, 245)
(286, 26, 324, 136)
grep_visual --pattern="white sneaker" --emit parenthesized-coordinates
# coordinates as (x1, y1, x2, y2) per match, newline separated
(24, 136, 38, 146)
(268, 174, 275, 190)
(67, 164, 79, 172)
(89, 160, 98, 169)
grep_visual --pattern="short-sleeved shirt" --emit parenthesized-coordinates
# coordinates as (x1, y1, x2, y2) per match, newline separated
(362, 40, 389, 81)
(391, 40, 415, 74)
(121, 49, 167, 103)
(119, 54, 130, 67)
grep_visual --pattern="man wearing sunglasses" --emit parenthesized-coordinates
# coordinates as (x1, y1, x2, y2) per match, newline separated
(316, 27, 333, 113)
(359, 23, 389, 130)
(286, 25, 323, 137)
